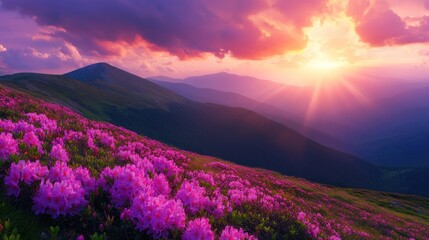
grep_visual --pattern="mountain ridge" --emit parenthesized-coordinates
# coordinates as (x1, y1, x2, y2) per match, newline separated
(1, 63, 428, 197)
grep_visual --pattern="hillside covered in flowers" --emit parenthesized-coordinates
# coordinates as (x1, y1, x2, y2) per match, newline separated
(0, 85, 428, 239)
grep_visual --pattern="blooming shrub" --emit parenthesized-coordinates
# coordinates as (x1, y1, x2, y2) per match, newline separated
(50, 143, 69, 162)
(151, 156, 181, 177)
(220, 226, 256, 240)
(0, 132, 18, 160)
(33, 179, 87, 218)
(176, 180, 209, 214)
(183, 218, 215, 240)
(22, 131, 44, 154)
(130, 194, 186, 239)
(73, 166, 96, 193)
(5, 160, 48, 196)
(0, 119, 15, 132)
(48, 161, 75, 182)
(109, 165, 151, 207)
(26, 112, 57, 133)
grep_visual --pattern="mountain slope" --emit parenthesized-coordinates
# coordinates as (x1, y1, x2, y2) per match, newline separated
(150, 79, 352, 153)
(1, 63, 428, 196)
(356, 90, 429, 167)
(0, 85, 427, 239)
(175, 72, 429, 167)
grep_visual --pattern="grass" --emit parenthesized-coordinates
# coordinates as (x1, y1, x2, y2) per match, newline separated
(0, 188, 49, 239)
(345, 189, 429, 223)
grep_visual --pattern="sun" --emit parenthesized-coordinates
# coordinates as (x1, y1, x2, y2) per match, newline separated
(297, 58, 349, 86)
(304, 58, 347, 70)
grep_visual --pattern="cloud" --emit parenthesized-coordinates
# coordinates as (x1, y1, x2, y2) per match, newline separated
(0, 0, 329, 60)
(0, 44, 83, 74)
(348, 0, 429, 46)
(0, 44, 6, 52)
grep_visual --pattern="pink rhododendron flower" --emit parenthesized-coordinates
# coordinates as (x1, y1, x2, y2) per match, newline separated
(120, 208, 131, 220)
(109, 164, 152, 207)
(87, 136, 97, 151)
(183, 218, 215, 240)
(116, 149, 135, 161)
(50, 143, 69, 162)
(151, 155, 181, 177)
(5, 160, 48, 196)
(97, 166, 123, 191)
(220, 226, 257, 240)
(209, 189, 229, 218)
(228, 187, 258, 206)
(4, 163, 20, 196)
(176, 180, 209, 214)
(13, 120, 36, 134)
(73, 166, 96, 193)
(63, 130, 84, 141)
(190, 170, 215, 185)
(33, 179, 88, 218)
(152, 173, 171, 196)
(49, 161, 75, 182)
(22, 131, 44, 153)
(130, 194, 186, 239)
(0, 119, 15, 132)
(26, 113, 57, 133)
(0, 132, 18, 160)
(87, 129, 115, 149)
(298, 212, 307, 222)
(134, 157, 154, 173)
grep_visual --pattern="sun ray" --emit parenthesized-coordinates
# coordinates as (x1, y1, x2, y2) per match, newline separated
(303, 81, 323, 127)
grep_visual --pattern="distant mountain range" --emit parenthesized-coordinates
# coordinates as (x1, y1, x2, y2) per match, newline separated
(1, 63, 428, 197)
(150, 79, 351, 153)
(151, 72, 429, 167)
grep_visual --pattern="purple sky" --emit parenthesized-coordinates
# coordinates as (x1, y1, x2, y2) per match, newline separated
(1, 0, 429, 83)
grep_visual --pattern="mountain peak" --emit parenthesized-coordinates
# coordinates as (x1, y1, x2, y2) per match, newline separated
(64, 62, 129, 83)
(69, 62, 120, 73)
(85, 62, 114, 69)
(61, 62, 187, 104)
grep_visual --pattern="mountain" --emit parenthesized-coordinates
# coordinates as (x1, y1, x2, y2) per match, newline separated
(1, 85, 428, 239)
(150, 79, 352, 153)
(169, 72, 429, 167)
(354, 87, 429, 167)
(183, 72, 297, 100)
(1, 63, 429, 197)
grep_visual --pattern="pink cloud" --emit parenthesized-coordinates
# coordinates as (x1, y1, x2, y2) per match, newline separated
(0, 0, 329, 60)
(348, 0, 429, 46)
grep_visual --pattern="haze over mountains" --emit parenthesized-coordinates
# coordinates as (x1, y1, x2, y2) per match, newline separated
(1, 63, 429, 197)
(152, 72, 429, 167)
(151, 79, 350, 153)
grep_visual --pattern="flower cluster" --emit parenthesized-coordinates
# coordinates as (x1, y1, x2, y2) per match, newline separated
(26, 113, 57, 134)
(50, 143, 69, 162)
(176, 180, 209, 214)
(33, 179, 87, 219)
(220, 226, 256, 240)
(87, 129, 116, 149)
(0, 132, 18, 160)
(22, 131, 44, 154)
(5, 160, 49, 196)
(130, 194, 186, 239)
(183, 218, 215, 240)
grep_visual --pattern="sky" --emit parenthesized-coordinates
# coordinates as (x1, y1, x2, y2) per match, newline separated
(1, 0, 429, 84)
